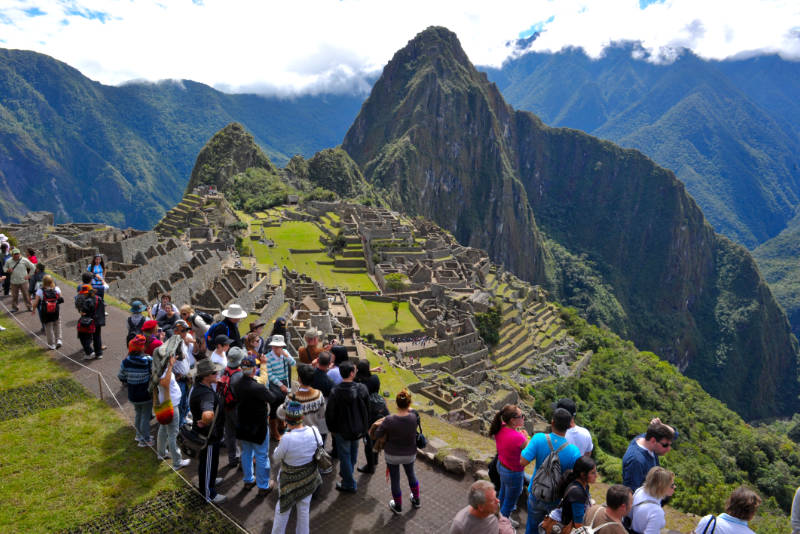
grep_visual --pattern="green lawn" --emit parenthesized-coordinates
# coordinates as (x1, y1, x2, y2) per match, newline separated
(0, 318, 182, 533)
(348, 296, 423, 339)
(250, 220, 375, 291)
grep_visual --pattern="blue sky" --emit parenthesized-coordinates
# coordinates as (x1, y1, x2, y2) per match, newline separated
(0, 0, 798, 95)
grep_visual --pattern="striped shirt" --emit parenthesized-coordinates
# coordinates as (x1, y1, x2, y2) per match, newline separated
(118, 352, 153, 402)
(264, 350, 296, 387)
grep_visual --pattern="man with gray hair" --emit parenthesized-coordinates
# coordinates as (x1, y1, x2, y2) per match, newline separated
(450, 480, 516, 534)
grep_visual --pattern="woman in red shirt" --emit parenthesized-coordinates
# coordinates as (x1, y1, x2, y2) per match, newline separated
(489, 404, 529, 524)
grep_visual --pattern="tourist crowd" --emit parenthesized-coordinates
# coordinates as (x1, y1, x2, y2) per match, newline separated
(0, 244, 789, 534)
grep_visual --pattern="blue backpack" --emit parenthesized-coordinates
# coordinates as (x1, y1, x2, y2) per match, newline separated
(205, 321, 231, 350)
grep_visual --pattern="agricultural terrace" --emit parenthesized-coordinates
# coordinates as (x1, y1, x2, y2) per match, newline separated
(347, 296, 424, 340)
(247, 219, 376, 291)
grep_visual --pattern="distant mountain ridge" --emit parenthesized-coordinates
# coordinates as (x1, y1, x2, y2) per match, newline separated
(343, 26, 800, 420)
(0, 48, 364, 229)
(482, 45, 800, 250)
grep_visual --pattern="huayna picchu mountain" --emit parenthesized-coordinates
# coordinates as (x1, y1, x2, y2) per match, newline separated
(342, 26, 800, 420)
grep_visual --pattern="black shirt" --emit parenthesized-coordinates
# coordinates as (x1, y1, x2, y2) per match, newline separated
(311, 368, 333, 398)
(190, 382, 225, 443)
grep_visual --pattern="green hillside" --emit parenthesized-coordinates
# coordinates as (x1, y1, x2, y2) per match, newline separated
(0, 48, 363, 229)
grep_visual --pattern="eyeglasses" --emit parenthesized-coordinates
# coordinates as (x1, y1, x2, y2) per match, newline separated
(513, 414, 525, 419)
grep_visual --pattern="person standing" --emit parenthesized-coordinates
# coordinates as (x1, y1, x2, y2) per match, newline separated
(234, 357, 278, 497)
(374, 389, 421, 514)
(6, 248, 34, 312)
(265, 334, 296, 442)
(155, 351, 191, 470)
(630, 467, 676, 534)
(355, 358, 382, 474)
(520, 407, 582, 534)
(31, 274, 64, 350)
(206, 303, 247, 349)
(190, 359, 227, 504)
(78, 285, 105, 360)
(489, 404, 529, 525)
(554, 398, 593, 456)
(118, 335, 154, 446)
(325, 360, 369, 493)
(171, 319, 195, 426)
(220, 346, 246, 467)
(271, 400, 323, 534)
(622, 419, 676, 491)
(87, 253, 106, 301)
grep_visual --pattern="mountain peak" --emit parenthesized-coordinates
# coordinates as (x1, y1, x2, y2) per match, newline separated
(185, 122, 274, 194)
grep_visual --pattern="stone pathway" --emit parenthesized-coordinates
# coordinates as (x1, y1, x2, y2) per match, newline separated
(1, 284, 526, 533)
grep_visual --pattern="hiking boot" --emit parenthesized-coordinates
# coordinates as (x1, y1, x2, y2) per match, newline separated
(411, 496, 421, 509)
(388, 499, 402, 515)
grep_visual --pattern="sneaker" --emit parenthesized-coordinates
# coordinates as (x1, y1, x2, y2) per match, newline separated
(319, 466, 333, 475)
(174, 459, 191, 470)
(157, 453, 171, 461)
(411, 496, 421, 509)
(137, 441, 149, 448)
(0, 325, 6, 331)
(83, 352, 95, 361)
(47, 344, 56, 350)
(335, 482, 357, 493)
(388, 499, 402, 515)
(55, 339, 62, 348)
(210, 494, 227, 504)
(357, 465, 375, 474)
(243, 480, 257, 490)
(257, 483, 273, 497)
(94, 353, 103, 359)
(10, 307, 18, 312)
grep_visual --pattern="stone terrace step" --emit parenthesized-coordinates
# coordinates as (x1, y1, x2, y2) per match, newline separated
(497, 339, 538, 372)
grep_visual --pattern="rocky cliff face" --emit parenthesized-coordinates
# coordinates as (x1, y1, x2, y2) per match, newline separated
(342, 27, 547, 282)
(343, 26, 800, 419)
(185, 123, 274, 194)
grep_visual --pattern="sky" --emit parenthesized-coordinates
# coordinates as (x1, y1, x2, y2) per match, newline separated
(1, 0, 798, 96)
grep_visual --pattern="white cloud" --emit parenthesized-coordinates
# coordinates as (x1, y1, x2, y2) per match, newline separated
(1, 0, 798, 95)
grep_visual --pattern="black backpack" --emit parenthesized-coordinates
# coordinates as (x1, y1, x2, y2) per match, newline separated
(530, 434, 569, 502)
(367, 391, 390, 424)
(126, 316, 146, 345)
(193, 311, 214, 325)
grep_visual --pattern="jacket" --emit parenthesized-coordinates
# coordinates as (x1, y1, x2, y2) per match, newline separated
(324, 381, 369, 440)
(233, 374, 277, 443)
(81, 295, 106, 327)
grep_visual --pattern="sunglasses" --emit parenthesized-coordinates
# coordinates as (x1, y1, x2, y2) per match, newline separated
(659, 441, 672, 449)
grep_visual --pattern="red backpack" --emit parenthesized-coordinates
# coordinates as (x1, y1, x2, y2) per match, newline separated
(42, 288, 59, 314)
(217, 367, 241, 409)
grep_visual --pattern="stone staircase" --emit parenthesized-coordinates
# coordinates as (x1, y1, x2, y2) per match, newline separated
(154, 194, 206, 237)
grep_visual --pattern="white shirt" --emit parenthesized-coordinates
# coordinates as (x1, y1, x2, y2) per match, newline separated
(694, 514, 754, 534)
(272, 426, 320, 467)
(35, 286, 61, 299)
(158, 367, 181, 406)
(630, 487, 665, 534)
(210, 350, 227, 391)
(566, 425, 594, 456)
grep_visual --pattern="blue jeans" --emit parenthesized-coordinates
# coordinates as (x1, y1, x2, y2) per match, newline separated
(334, 433, 359, 490)
(133, 400, 153, 442)
(157, 413, 183, 468)
(525, 493, 558, 534)
(241, 432, 271, 490)
(177, 380, 189, 427)
(498, 462, 524, 518)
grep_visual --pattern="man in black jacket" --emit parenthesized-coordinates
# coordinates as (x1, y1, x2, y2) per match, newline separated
(324, 360, 369, 493)
(190, 359, 226, 504)
(233, 357, 278, 496)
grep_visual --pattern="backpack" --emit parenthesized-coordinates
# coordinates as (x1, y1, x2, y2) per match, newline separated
(74, 292, 87, 312)
(571, 506, 622, 534)
(530, 434, 569, 503)
(42, 288, 59, 315)
(367, 391, 389, 424)
(126, 316, 146, 345)
(217, 367, 241, 409)
(205, 321, 230, 350)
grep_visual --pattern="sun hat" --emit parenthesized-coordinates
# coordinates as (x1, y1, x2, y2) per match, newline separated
(221, 303, 247, 319)
(196, 358, 223, 378)
(269, 334, 287, 347)
(227, 346, 246, 368)
(130, 300, 147, 313)
(249, 319, 267, 331)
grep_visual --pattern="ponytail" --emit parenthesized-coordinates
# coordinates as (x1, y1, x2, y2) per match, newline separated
(555, 456, 596, 500)
(489, 404, 519, 437)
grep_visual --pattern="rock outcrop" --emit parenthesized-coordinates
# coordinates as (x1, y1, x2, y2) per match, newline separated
(343, 26, 800, 419)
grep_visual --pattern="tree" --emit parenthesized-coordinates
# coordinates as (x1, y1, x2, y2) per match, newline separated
(384, 273, 409, 323)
